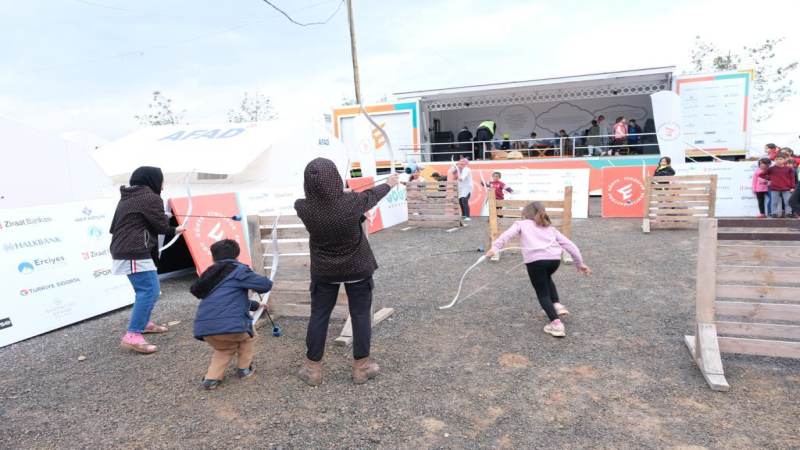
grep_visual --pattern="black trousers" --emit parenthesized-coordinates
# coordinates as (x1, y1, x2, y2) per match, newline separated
(459, 193, 471, 218)
(756, 191, 768, 215)
(790, 188, 800, 215)
(474, 128, 493, 159)
(525, 260, 561, 321)
(306, 277, 374, 361)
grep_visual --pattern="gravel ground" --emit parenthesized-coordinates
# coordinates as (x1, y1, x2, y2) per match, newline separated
(1, 209, 799, 449)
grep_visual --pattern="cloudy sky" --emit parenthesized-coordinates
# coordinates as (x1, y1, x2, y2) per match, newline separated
(1, 0, 797, 143)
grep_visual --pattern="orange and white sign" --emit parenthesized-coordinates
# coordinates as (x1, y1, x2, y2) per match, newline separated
(601, 166, 655, 218)
(169, 193, 251, 274)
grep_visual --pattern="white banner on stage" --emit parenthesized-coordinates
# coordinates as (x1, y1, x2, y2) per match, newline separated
(0, 199, 134, 348)
(480, 169, 590, 219)
(651, 91, 686, 167)
(676, 161, 760, 217)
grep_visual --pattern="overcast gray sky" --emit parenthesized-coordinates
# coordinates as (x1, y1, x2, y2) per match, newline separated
(0, 0, 797, 142)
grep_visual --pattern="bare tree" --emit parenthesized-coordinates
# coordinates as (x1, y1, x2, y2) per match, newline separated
(227, 92, 277, 123)
(690, 36, 798, 122)
(134, 90, 185, 126)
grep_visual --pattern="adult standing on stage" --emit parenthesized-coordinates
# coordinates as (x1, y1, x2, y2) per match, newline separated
(456, 126, 473, 159)
(474, 120, 497, 160)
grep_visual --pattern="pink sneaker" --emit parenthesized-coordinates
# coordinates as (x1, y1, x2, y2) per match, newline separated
(543, 320, 566, 337)
(120, 332, 157, 354)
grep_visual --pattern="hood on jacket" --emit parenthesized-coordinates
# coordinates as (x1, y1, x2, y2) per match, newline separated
(303, 158, 344, 202)
(118, 184, 156, 199)
(190, 259, 239, 299)
(130, 166, 164, 194)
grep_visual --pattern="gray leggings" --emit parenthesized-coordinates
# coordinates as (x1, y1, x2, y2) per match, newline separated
(771, 191, 792, 215)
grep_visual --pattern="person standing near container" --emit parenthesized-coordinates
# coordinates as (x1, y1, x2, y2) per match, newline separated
(474, 120, 497, 160)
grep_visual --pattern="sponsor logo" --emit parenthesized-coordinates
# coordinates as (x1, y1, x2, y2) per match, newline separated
(82, 249, 109, 260)
(17, 256, 66, 273)
(159, 128, 245, 141)
(93, 268, 112, 278)
(17, 261, 34, 274)
(2, 237, 62, 252)
(20, 278, 80, 296)
(607, 177, 646, 207)
(88, 226, 103, 239)
(75, 206, 106, 222)
(657, 122, 681, 141)
(0, 317, 11, 330)
(1, 216, 53, 230)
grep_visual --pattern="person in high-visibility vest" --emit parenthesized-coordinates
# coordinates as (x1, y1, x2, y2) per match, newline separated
(474, 120, 497, 160)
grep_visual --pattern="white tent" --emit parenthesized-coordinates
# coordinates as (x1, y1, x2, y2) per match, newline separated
(0, 117, 113, 209)
(93, 116, 349, 199)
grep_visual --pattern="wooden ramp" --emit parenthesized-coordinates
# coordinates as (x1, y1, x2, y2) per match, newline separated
(247, 215, 394, 346)
(643, 175, 717, 232)
(685, 218, 800, 391)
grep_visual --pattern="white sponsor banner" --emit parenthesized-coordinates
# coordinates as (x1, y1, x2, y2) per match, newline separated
(376, 183, 408, 229)
(676, 161, 759, 217)
(0, 199, 134, 347)
(480, 169, 590, 218)
(651, 91, 686, 167)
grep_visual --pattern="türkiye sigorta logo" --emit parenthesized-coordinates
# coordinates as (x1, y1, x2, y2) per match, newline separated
(74, 206, 106, 222)
(19, 278, 80, 297)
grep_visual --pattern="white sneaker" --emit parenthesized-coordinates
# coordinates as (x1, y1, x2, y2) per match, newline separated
(543, 321, 566, 337)
(463, 217, 472, 221)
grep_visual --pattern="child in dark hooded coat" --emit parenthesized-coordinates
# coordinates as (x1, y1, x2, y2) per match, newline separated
(293, 158, 398, 386)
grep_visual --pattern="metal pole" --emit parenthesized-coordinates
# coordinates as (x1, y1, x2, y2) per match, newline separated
(346, 0, 361, 105)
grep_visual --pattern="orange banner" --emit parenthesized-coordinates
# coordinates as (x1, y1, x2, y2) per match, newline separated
(346, 177, 384, 233)
(169, 193, 251, 274)
(601, 166, 655, 217)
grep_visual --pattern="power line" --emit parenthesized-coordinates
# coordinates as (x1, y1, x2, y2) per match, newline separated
(259, 0, 344, 26)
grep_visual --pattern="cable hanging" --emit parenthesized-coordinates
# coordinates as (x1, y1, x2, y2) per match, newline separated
(260, 0, 345, 27)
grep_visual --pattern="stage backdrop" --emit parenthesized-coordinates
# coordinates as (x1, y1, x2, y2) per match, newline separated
(0, 199, 134, 348)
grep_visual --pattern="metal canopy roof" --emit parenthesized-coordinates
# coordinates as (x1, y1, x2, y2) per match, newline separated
(394, 67, 675, 111)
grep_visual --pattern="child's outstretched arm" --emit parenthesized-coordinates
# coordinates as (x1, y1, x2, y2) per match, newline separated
(485, 222, 521, 257)
(233, 266, 273, 293)
(352, 174, 398, 214)
(555, 230, 590, 274)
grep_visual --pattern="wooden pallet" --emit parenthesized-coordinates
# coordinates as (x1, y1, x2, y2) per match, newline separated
(642, 175, 717, 232)
(685, 218, 800, 391)
(406, 181, 462, 228)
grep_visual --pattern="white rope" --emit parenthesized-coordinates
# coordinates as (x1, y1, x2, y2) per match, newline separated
(438, 243, 556, 310)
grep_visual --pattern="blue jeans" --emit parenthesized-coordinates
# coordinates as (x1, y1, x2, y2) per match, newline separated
(126, 271, 160, 333)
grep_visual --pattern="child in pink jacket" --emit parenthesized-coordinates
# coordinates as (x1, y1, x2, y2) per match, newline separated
(752, 158, 771, 218)
(486, 202, 591, 337)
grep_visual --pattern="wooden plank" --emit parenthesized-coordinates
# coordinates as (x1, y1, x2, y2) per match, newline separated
(652, 175, 718, 182)
(718, 218, 800, 228)
(260, 215, 303, 226)
(649, 199, 711, 205)
(716, 285, 800, 302)
(708, 174, 717, 217)
(696, 220, 718, 323)
(718, 337, 800, 358)
(270, 303, 349, 320)
(715, 321, 800, 340)
(561, 186, 572, 238)
(247, 216, 266, 276)
(717, 232, 800, 241)
(715, 301, 800, 321)
(407, 220, 462, 228)
(497, 200, 565, 209)
(717, 245, 800, 266)
(684, 335, 730, 391)
(716, 266, 800, 284)
(334, 307, 395, 346)
(266, 240, 309, 254)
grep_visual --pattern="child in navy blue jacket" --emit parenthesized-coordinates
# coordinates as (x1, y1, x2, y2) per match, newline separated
(191, 239, 272, 390)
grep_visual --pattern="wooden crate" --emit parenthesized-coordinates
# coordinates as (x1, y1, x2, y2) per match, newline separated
(246, 215, 394, 346)
(406, 181, 462, 228)
(642, 175, 717, 232)
(487, 186, 573, 263)
(685, 218, 800, 391)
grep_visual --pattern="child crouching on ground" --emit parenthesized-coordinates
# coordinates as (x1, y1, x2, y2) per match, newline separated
(191, 239, 272, 390)
(485, 202, 591, 337)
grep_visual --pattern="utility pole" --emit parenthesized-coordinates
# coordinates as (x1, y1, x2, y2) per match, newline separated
(346, 0, 362, 105)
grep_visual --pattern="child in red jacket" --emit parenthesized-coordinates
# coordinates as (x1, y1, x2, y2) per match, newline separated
(760, 155, 796, 217)
(482, 171, 514, 200)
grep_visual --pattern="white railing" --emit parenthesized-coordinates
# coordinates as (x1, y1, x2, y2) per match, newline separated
(399, 132, 659, 162)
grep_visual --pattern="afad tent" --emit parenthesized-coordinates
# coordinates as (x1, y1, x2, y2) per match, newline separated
(93, 116, 350, 202)
(0, 117, 113, 209)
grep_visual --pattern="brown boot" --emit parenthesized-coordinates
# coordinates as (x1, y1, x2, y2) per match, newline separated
(297, 358, 322, 386)
(352, 357, 380, 384)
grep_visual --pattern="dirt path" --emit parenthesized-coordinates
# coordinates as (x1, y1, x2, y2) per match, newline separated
(1, 217, 798, 449)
